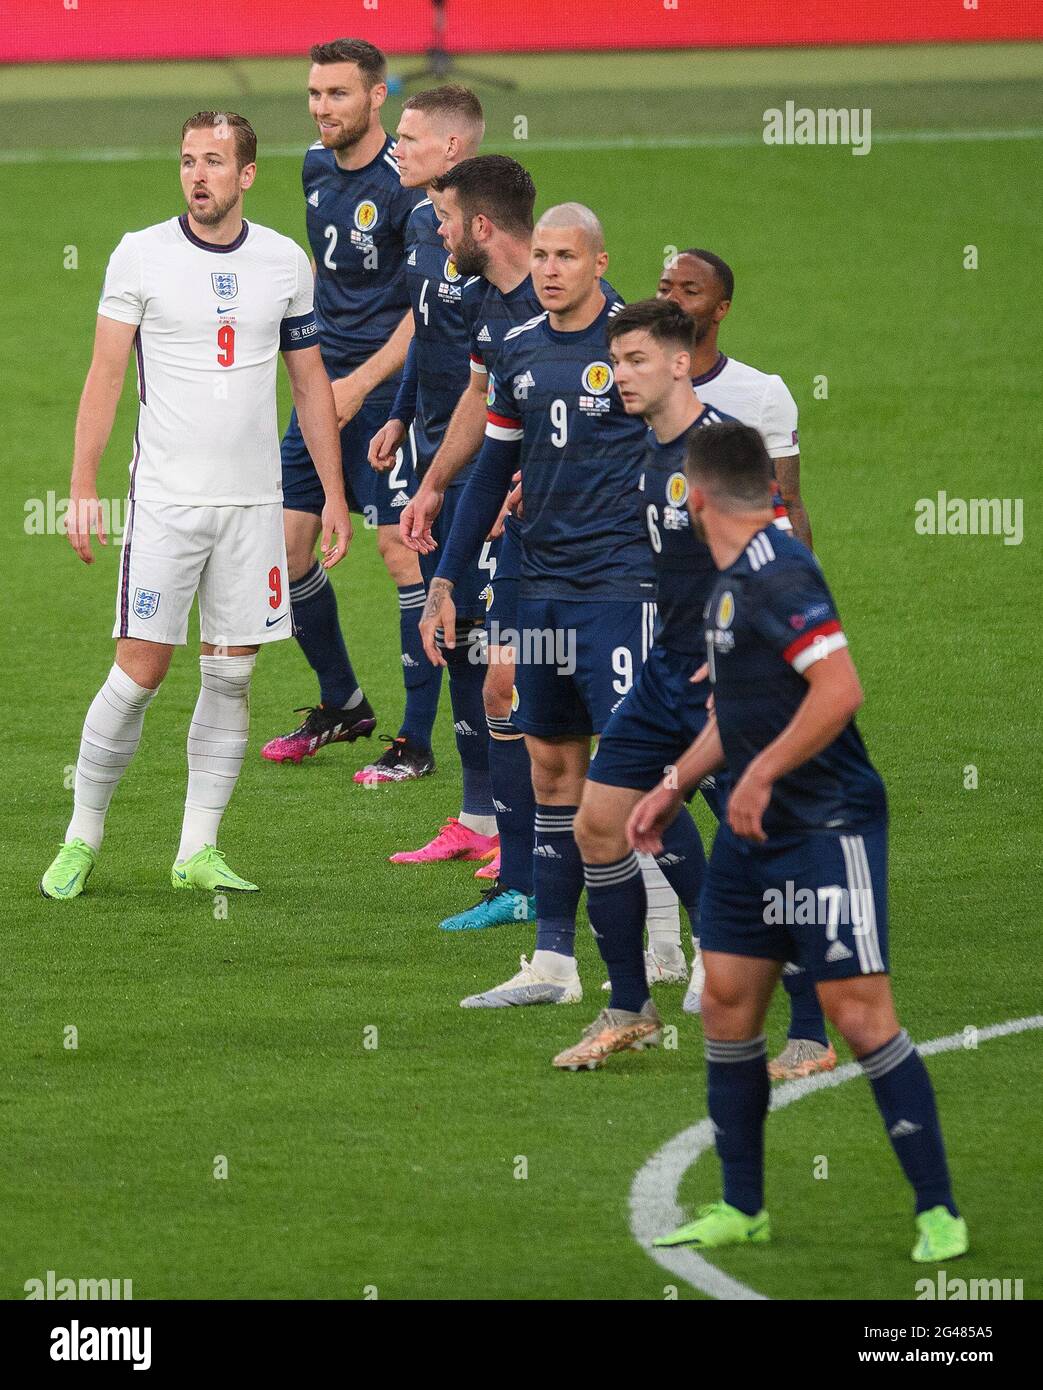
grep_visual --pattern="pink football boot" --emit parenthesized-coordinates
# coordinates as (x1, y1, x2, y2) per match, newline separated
(389, 819, 499, 865)
(474, 851, 501, 881)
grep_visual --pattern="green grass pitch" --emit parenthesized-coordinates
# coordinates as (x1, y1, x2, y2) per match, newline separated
(1, 46, 1040, 1300)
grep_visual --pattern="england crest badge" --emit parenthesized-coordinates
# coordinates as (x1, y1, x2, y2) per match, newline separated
(211, 272, 238, 300)
(133, 588, 161, 620)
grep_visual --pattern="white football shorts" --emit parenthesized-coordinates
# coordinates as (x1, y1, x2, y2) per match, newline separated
(113, 500, 290, 646)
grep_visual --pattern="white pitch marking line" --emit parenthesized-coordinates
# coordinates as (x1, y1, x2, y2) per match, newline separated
(1, 127, 1042, 166)
(629, 1013, 1043, 1301)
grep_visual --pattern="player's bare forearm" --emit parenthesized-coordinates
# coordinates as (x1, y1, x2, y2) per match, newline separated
(285, 347, 346, 505)
(746, 652, 862, 788)
(71, 373, 121, 491)
(71, 316, 137, 491)
(423, 373, 488, 493)
(67, 317, 136, 561)
(774, 454, 813, 550)
(667, 714, 727, 796)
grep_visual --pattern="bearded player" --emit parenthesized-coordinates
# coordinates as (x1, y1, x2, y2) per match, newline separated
(41, 113, 349, 899)
(262, 38, 432, 780)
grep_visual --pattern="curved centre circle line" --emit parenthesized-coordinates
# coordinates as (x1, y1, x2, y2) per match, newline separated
(629, 1014, 1043, 1301)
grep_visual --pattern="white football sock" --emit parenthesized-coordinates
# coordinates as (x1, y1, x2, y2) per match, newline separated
(177, 654, 255, 862)
(67, 664, 157, 851)
(458, 811, 498, 837)
(639, 854, 684, 956)
(531, 949, 577, 979)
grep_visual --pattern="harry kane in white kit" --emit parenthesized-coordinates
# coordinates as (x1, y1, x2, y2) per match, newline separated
(41, 112, 351, 899)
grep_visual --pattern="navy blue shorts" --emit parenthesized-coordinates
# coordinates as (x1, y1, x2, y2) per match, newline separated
(420, 484, 500, 622)
(587, 643, 722, 815)
(281, 400, 417, 525)
(482, 521, 521, 635)
(511, 596, 656, 739)
(699, 820, 890, 982)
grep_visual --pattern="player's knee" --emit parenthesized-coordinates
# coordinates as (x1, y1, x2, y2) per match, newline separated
(700, 968, 750, 1020)
(572, 806, 598, 858)
(483, 660, 514, 717)
(116, 643, 171, 691)
(573, 804, 619, 861)
(285, 533, 319, 581)
(529, 760, 569, 804)
(699, 992, 731, 1038)
(283, 511, 321, 579)
(377, 526, 421, 585)
(701, 993, 761, 1042)
(824, 990, 896, 1055)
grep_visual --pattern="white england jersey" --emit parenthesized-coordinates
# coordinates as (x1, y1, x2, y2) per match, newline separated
(98, 215, 317, 505)
(692, 355, 799, 459)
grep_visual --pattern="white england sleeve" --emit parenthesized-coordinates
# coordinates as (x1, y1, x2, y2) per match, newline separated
(286, 244, 315, 319)
(97, 234, 143, 326)
(280, 244, 319, 352)
(761, 374, 800, 458)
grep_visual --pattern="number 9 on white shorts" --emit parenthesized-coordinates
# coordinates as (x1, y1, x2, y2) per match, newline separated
(113, 499, 290, 647)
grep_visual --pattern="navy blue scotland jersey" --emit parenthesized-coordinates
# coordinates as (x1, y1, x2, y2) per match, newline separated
(704, 527, 887, 834)
(302, 136, 424, 401)
(461, 272, 546, 552)
(640, 406, 735, 657)
(462, 272, 543, 381)
(395, 198, 482, 475)
(486, 295, 654, 602)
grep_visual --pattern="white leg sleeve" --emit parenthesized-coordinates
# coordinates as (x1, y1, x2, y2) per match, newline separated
(67, 664, 157, 851)
(177, 654, 255, 862)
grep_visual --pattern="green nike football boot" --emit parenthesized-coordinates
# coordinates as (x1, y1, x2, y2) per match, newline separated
(912, 1206, 969, 1263)
(653, 1200, 771, 1249)
(40, 839, 97, 900)
(171, 845, 258, 892)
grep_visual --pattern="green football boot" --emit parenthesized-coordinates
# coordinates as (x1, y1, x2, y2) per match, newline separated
(171, 845, 258, 892)
(653, 1200, 771, 1249)
(912, 1206, 969, 1263)
(40, 839, 97, 900)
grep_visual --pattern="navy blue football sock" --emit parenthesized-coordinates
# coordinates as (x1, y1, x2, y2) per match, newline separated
(705, 1035, 771, 1216)
(783, 965, 830, 1046)
(655, 807, 706, 923)
(289, 562, 360, 708)
(396, 583, 441, 748)
(584, 851, 648, 1012)
(447, 652, 494, 816)
(486, 720, 534, 894)
(461, 767, 495, 819)
(533, 804, 581, 957)
(860, 1030, 958, 1216)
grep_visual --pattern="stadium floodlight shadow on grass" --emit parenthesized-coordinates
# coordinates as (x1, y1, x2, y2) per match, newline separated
(400, 0, 517, 90)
